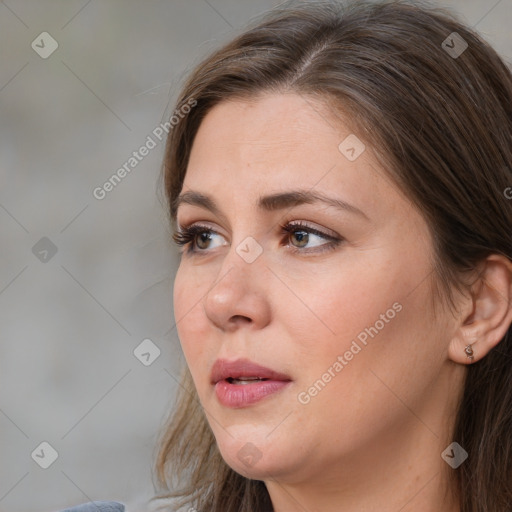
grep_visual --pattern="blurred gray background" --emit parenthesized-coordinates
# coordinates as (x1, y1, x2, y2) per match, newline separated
(0, 1, 510, 511)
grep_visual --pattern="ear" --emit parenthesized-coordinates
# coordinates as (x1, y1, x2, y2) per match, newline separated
(448, 254, 512, 365)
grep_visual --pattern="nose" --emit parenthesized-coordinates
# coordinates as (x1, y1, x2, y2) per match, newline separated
(202, 243, 272, 332)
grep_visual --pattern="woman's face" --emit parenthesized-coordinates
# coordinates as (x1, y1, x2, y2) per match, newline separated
(173, 92, 462, 486)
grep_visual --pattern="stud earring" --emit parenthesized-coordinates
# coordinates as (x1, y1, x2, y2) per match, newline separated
(464, 344, 474, 363)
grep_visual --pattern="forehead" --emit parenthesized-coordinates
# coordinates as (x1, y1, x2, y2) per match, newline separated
(189, 93, 340, 166)
(183, 93, 406, 221)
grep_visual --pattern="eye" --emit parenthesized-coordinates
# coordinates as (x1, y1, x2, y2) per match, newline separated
(280, 221, 342, 254)
(172, 223, 226, 253)
(172, 221, 342, 255)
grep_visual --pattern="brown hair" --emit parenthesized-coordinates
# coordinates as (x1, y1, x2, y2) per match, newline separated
(151, 1, 512, 510)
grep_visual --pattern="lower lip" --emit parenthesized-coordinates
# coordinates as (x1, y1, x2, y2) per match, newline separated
(214, 379, 292, 408)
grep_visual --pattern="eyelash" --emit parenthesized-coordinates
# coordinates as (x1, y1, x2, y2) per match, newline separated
(172, 221, 343, 256)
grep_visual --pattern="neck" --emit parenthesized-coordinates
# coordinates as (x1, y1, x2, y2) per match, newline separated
(265, 440, 460, 512)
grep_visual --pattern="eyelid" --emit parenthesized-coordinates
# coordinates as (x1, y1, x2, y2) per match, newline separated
(176, 221, 224, 239)
(284, 220, 340, 240)
(176, 218, 339, 238)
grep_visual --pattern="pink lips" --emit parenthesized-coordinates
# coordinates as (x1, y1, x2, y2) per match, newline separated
(210, 358, 292, 408)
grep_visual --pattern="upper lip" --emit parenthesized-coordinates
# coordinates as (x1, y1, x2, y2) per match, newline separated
(210, 358, 292, 384)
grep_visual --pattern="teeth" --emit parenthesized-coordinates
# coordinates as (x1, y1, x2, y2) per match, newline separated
(228, 377, 268, 384)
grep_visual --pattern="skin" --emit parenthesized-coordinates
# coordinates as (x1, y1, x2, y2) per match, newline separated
(172, 92, 512, 512)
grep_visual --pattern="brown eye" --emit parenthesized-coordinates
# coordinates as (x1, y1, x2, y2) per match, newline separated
(290, 230, 309, 248)
(196, 231, 213, 250)
(281, 221, 342, 254)
(172, 224, 225, 254)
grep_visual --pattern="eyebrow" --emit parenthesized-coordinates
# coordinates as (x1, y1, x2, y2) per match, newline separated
(173, 189, 369, 221)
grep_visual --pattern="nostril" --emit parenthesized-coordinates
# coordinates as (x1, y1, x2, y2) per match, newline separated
(231, 315, 251, 322)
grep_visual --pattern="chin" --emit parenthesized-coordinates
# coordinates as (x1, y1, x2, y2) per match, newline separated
(222, 451, 283, 480)
(215, 434, 298, 481)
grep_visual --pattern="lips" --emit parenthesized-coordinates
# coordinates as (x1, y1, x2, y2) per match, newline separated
(211, 358, 293, 408)
(210, 358, 292, 385)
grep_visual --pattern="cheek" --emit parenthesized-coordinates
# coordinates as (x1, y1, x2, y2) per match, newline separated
(287, 246, 436, 385)
(280, 255, 402, 348)
(298, 231, 434, 351)
(294, 260, 438, 424)
(173, 265, 212, 368)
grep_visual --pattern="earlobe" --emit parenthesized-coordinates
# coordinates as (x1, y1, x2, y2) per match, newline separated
(448, 254, 512, 365)
(448, 327, 479, 365)
(463, 343, 474, 362)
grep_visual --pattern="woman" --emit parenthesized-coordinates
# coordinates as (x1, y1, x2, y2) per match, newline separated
(151, 0, 512, 510)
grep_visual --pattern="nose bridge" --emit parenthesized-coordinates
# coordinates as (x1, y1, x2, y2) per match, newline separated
(218, 214, 267, 280)
(210, 234, 264, 302)
(202, 233, 270, 330)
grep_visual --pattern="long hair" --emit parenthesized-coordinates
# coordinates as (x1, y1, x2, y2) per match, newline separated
(152, 1, 512, 510)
